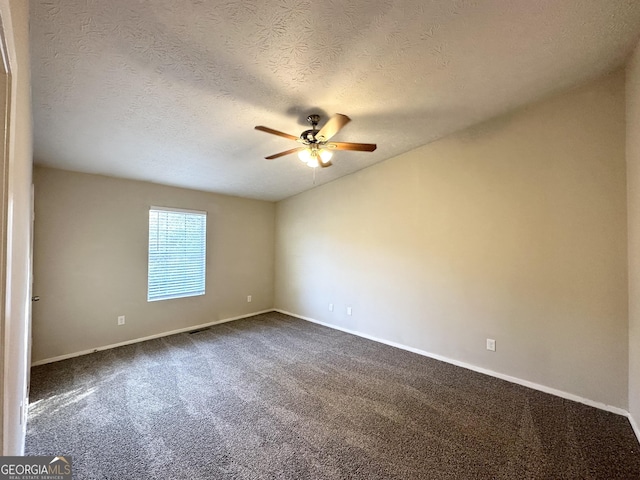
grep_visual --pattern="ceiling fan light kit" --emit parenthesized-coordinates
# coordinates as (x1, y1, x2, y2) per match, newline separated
(298, 144, 333, 167)
(255, 113, 376, 168)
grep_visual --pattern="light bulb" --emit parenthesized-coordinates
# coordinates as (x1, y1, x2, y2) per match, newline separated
(298, 148, 312, 163)
(307, 157, 319, 168)
(319, 149, 333, 163)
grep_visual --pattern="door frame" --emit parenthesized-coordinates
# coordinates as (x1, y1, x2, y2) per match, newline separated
(0, 0, 30, 455)
(0, 11, 12, 454)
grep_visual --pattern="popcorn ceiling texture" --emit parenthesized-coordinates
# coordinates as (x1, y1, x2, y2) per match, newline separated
(30, 0, 640, 201)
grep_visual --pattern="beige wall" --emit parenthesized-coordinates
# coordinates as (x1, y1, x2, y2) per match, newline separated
(628, 41, 640, 430)
(275, 70, 628, 408)
(32, 168, 275, 362)
(1, 0, 33, 455)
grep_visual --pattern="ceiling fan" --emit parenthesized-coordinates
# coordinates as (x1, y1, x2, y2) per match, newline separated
(255, 114, 377, 168)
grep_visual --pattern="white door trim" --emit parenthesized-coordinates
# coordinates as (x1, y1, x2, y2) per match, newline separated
(0, 7, 12, 454)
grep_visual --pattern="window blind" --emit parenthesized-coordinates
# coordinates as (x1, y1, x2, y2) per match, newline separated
(148, 207, 207, 302)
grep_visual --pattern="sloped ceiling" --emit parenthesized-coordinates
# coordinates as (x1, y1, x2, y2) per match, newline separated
(30, 0, 640, 201)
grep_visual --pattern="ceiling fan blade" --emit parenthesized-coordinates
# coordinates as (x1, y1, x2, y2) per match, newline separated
(319, 160, 332, 168)
(326, 141, 377, 152)
(316, 114, 351, 142)
(265, 147, 304, 160)
(255, 125, 299, 142)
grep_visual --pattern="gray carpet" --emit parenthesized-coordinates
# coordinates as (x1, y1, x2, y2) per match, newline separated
(26, 311, 640, 479)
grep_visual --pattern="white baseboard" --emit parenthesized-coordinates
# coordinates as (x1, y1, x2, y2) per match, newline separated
(275, 309, 630, 418)
(31, 309, 273, 366)
(628, 413, 640, 444)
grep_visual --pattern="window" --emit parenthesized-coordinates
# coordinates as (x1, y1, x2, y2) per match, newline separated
(148, 207, 207, 301)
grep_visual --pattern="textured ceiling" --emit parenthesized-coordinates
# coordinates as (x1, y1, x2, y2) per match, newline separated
(30, 0, 640, 201)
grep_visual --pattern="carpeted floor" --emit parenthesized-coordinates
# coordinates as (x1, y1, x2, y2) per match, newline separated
(26, 311, 640, 479)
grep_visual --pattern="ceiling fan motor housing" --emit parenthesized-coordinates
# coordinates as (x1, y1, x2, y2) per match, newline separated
(300, 128, 320, 144)
(300, 114, 322, 144)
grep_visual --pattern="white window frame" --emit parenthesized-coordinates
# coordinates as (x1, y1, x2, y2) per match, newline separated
(147, 206, 207, 302)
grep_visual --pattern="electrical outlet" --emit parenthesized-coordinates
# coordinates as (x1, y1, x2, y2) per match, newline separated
(247, 295, 252, 303)
(347, 306, 352, 316)
(328, 303, 334, 312)
(118, 315, 125, 326)
(486, 338, 496, 352)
